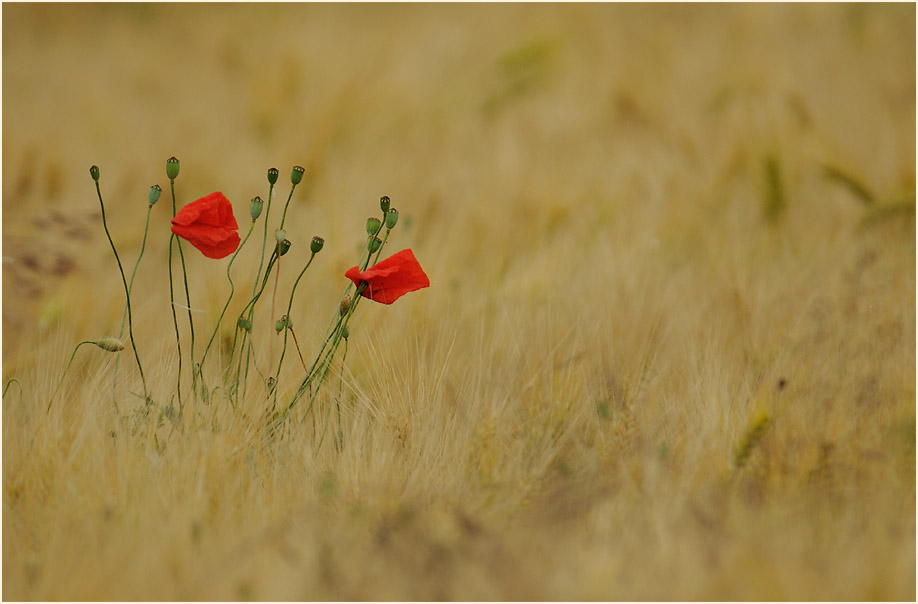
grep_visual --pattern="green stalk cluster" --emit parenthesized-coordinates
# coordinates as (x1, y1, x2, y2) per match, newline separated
(80, 159, 411, 452)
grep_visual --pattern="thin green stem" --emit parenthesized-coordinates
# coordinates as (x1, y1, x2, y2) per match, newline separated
(273, 251, 317, 386)
(119, 205, 153, 338)
(278, 182, 298, 231)
(230, 249, 280, 401)
(317, 214, 386, 357)
(172, 179, 197, 397)
(113, 203, 153, 409)
(3, 378, 22, 402)
(367, 227, 392, 269)
(199, 221, 256, 388)
(168, 233, 184, 412)
(47, 341, 94, 412)
(285, 283, 366, 417)
(94, 181, 148, 398)
(253, 184, 275, 295)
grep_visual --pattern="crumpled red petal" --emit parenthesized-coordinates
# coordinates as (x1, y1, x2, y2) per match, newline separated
(345, 249, 430, 304)
(171, 191, 241, 259)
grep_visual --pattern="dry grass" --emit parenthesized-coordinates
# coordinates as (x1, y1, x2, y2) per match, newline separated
(2, 3, 915, 600)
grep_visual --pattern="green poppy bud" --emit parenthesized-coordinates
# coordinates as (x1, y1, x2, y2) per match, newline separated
(385, 208, 399, 229)
(93, 338, 124, 352)
(148, 185, 162, 206)
(250, 196, 264, 221)
(366, 217, 382, 236)
(275, 229, 286, 244)
(340, 325, 349, 340)
(267, 167, 279, 185)
(89, 165, 100, 182)
(367, 236, 382, 254)
(291, 165, 305, 185)
(310, 236, 325, 254)
(237, 317, 253, 332)
(279, 239, 292, 256)
(275, 318, 285, 333)
(379, 195, 391, 213)
(166, 156, 180, 180)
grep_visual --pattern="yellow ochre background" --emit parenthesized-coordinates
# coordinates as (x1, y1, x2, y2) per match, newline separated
(2, 3, 915, 600)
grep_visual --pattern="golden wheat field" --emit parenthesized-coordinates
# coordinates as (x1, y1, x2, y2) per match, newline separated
(2, 3, 916, 601)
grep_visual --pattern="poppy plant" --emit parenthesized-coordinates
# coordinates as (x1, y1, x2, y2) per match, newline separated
(345, 249, 430, 304)
(171, 192, 241, 259)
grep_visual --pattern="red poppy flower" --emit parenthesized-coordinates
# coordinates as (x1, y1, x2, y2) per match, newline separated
(170, 192, 241, 259)
(345, 249, 430, 304)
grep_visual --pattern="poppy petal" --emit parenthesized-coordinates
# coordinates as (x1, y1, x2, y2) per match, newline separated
(345, 249, 430, 304)
(170, 192, 240, 259)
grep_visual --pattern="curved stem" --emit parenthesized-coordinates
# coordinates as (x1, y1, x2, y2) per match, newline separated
(273, 251, 316, 385)
(168, 233, 184, 412)
(3, 378, 22, 402)
(47, 341, 94, 412)
(114, 203, 153, 408)
(278, 182, 298, 231)
(172, 179, 197, 397)
(94, 181, 147, 398)
(285, 283, 366, 416)
(252, 184, 275, 296)
(199, 221, 256, 379)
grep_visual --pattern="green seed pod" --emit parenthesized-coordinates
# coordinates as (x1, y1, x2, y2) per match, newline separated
(166, 156, 180, 180)
(367, 236, 382, 254)
(275, 229, 286, 244)
(267, 167, 279, 185)
(237, 317, 253, 332)
(340, 325, 349, 340)
(93, 338, 124, 352)
(310, 236, 325, 254)
(275, 318, 285, 333)
(148, 184, 162, 206)
(366, 217, 382, 236)
(250, 196, 264, 221)
(291, 165, 305, 185)
(385, 208, 399, 229)
(279, 239, 292, 256)
(379, 195, 391, 213)
(89, 165, 100, 182)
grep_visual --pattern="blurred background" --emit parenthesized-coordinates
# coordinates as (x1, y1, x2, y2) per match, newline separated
(4, 3, 913, 354)
(2, 4, 915, 600)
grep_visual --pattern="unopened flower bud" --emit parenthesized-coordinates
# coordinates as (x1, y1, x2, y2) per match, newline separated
(93, 338, 124, 352)
(148, 185, 162, 206)
(291, 165, 305, 185)
(250, 196, 264, 221)
(366, 217, 382, 236)
(340, 326, 349, 340)
(237, 317, 253, 331)
(89, 165, 100, 182)
(339, 295, 351, 316)
(279, 239, 291, 256)
(275, 315, 292, 332)
(379, 195, 391, 212)
(310, 236, 324, 254)
(367, 236, 382, 254)
(385, 208, 399, 229)
(166, 156, 180, 180)
(267, 167, 279, 185)
(275, 229, 286, 244)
